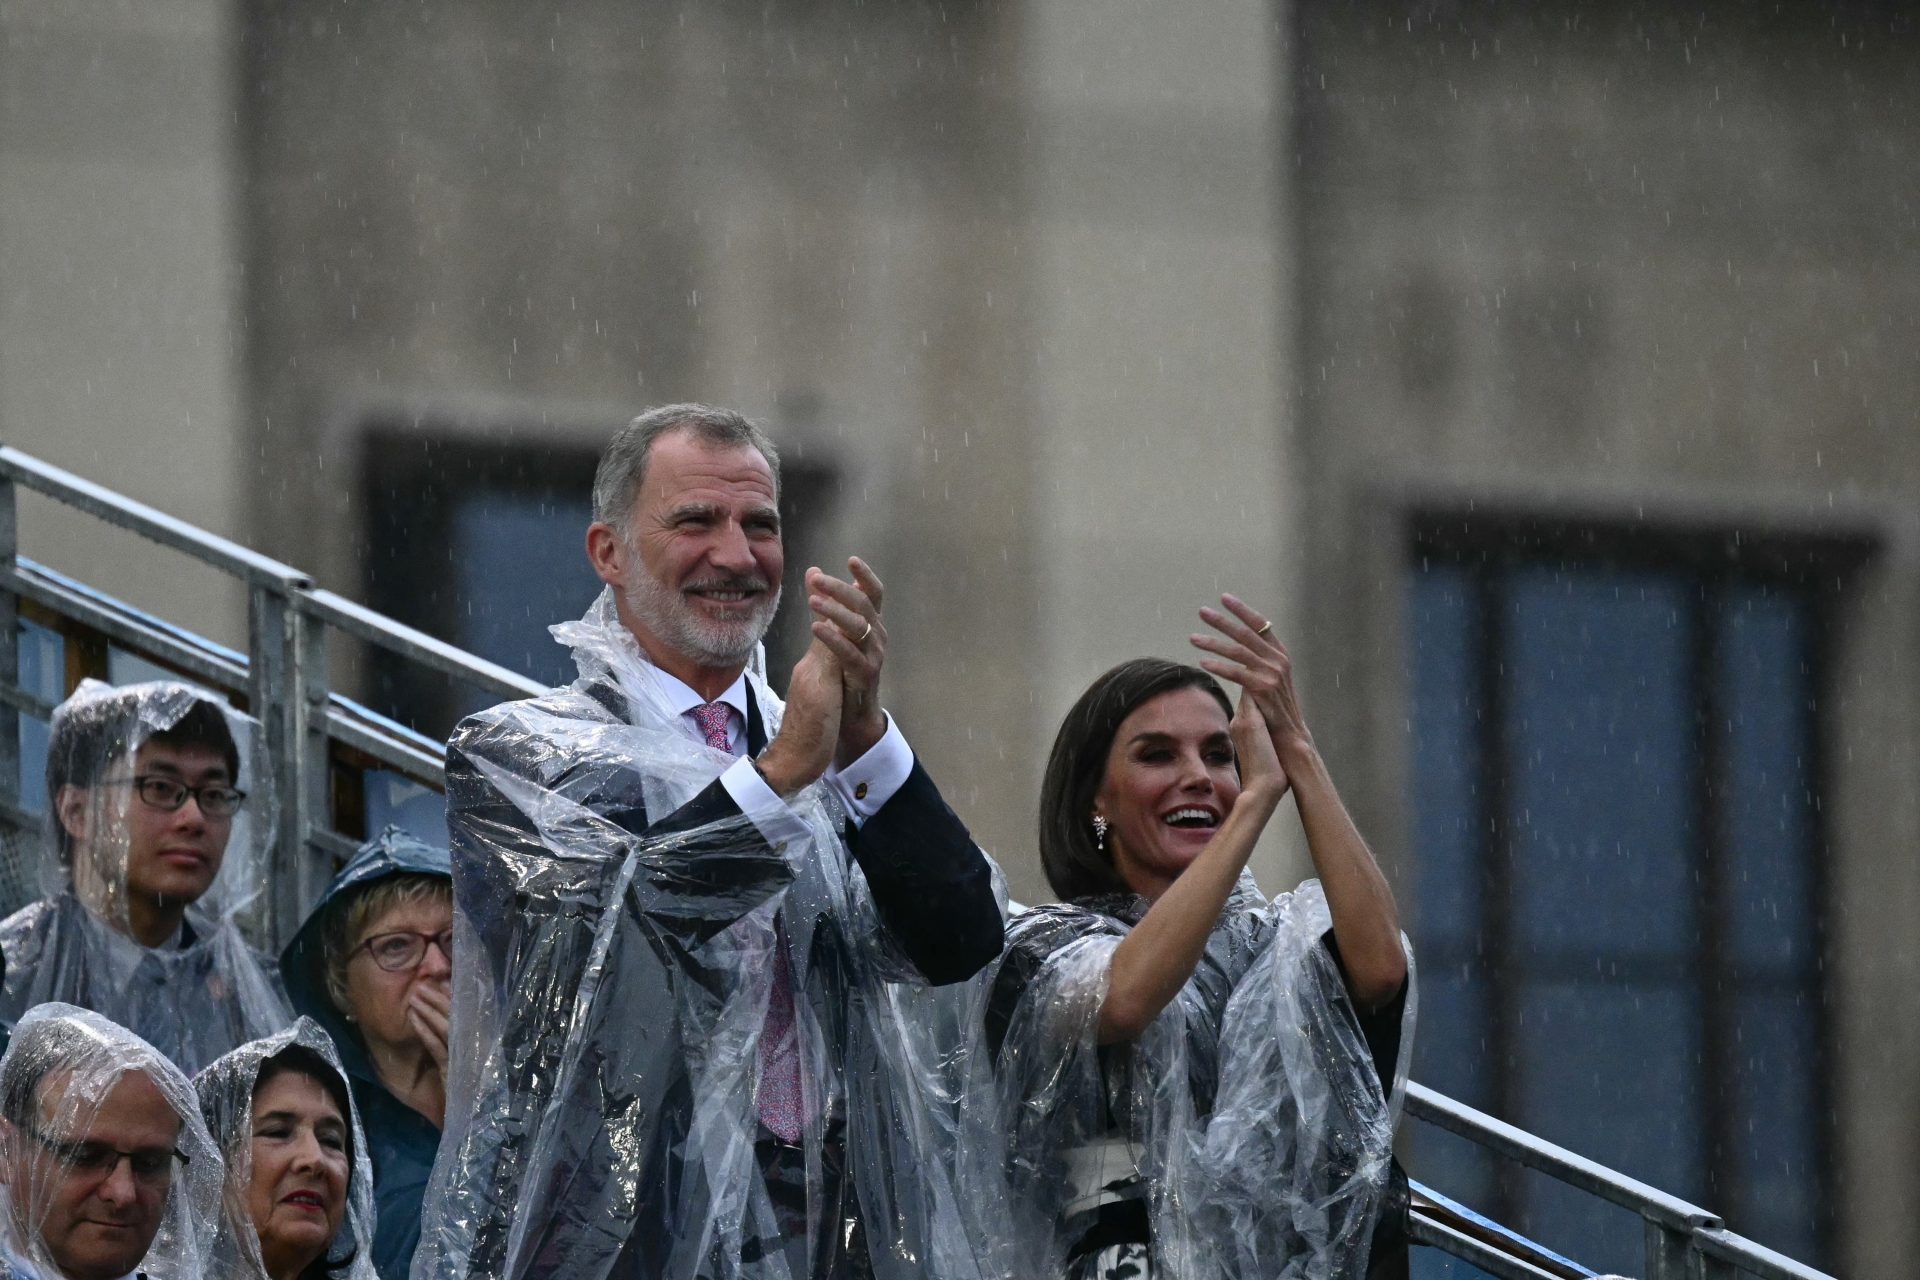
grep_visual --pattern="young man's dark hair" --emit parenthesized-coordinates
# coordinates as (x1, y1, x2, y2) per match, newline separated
(44, 691, 239, 859)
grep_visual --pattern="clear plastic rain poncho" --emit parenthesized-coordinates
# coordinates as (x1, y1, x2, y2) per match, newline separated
(957, 876, 1416, 1278)
(194, 1017, 377, 1280)
(0, 1003, 226, 1280)
(415, 588, 999, 1280)
(0, 680, 292, 1075)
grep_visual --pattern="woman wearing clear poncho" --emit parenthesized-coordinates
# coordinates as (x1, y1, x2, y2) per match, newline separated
(0, 680, 292, 1076)
(194, 1018, 376, 1280)
(963, 598, 1415, 1279)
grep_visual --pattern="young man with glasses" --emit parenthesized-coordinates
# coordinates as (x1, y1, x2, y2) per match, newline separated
(0, 682, 291, 1074)
(0, 1003, 224, 1280)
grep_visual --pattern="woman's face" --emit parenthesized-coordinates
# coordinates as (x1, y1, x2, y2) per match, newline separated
(343, 892, 452, 1055)
(247, 1071, 349, 1280)
(1093, 686, 1240, 900)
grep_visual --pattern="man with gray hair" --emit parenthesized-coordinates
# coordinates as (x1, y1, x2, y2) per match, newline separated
(419, 404, 1003, 1280)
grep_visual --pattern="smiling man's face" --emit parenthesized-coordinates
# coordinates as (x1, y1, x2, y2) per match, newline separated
(615, 429, 784, 682)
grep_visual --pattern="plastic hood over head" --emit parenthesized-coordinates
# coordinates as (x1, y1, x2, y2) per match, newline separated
(958, 877, 1417, 1278)
(0, 1003, 226, 1280)
(0, 679, 292, 1074)
(280, 826, 451, 1077)
(415, 587, 995, 1280)
(194, 1017, 377, 1280)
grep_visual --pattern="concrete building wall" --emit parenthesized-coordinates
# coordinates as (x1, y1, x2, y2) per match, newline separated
(0, 0, 248, 648)
(1290, 5, 1920, 1271)
(1020, 0, 1301, 890)
(239, 0, 1296, 904)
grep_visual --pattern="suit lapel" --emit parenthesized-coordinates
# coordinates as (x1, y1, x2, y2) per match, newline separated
(745, 683, 768, 757)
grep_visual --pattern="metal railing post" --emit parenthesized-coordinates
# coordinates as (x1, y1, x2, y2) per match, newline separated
(1645, 1218, 1694, 1280)
(0, 476, 18, 818)
(248, 577, 322, 948)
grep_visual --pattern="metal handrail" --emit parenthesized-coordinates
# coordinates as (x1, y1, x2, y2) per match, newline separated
(303, 587, 544, 702)
(0, 444, 1839, 1280)
(1401, 1083, 1836, 1279)
(0, 446, 308, 590)
(0, 444, 543, 942)
(1405, 1082, 1720, 1232)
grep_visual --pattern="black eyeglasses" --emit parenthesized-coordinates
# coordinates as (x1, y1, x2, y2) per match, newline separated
(352, 929, 453, 972)
(101, 774, 247, 818)
(22, 1123, 188, 1188)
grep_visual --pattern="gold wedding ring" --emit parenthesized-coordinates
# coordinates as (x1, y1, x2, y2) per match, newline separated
(1255, 621, 1274, 637)
(858, 620, 874, 643)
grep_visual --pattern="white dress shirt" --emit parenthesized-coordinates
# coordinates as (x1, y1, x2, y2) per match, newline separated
(638, 665, 915, 848)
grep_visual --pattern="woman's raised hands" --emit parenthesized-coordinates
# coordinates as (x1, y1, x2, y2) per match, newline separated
(1228, 688, 1288, 803)
(1191, 593, 1312, 767)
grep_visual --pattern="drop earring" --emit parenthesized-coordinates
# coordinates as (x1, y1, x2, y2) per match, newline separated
(1091, 813, 1108, 852)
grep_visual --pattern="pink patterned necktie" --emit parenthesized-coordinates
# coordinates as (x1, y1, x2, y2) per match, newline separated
(690, 701, 805, 1145)
(690, 701, 734, 754)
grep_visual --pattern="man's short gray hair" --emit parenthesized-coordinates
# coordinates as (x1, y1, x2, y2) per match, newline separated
(592, 403, 783, 533)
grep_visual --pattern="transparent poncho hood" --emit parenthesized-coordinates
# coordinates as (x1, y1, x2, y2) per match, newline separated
(194, 1017, 378, 1280)
(0, 1002, 226, 1280)
(0, 679, 292, 1075)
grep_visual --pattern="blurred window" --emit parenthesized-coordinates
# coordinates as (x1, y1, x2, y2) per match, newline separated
(361, 430, 604, 737)
(1404, 517, 1857, 1274)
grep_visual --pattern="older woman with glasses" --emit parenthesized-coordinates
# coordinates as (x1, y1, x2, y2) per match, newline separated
(281, 828, 451, 1280)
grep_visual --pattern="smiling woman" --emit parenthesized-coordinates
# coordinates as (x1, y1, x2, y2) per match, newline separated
(195, 1019, 378, 1280)
(959, 598, 1417, 1279)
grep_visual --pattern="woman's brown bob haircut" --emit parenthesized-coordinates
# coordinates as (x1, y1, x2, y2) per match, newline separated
(1038, 658, 1233, 901)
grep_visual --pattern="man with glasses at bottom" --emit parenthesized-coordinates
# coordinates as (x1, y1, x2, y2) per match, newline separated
(0, 681, 291, 1075)
(0, 1003, 225, 1279)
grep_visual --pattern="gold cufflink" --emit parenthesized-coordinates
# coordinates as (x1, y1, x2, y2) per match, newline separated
(854, 782, 869, 801)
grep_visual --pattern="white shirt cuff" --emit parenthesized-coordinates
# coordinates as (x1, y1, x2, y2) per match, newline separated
(823, 713, 914, 828)
(718, 756, 812, 852)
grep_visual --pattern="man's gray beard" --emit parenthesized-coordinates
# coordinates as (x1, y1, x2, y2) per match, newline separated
(624, 567, 781, 668)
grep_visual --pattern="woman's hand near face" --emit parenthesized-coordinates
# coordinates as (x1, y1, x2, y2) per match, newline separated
(406, 981, 451, 1077)
(1096, 686, 1286, 1045)
(343, 890, 453, 1126)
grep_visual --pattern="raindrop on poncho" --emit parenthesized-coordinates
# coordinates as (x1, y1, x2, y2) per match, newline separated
(0, 1002, 226, 1280)
(0, 680, 292, 1075)
(194, 1017, 377, 1280)
(414, 586, 1004, 1280)
(955, 876, 1416, 1278)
